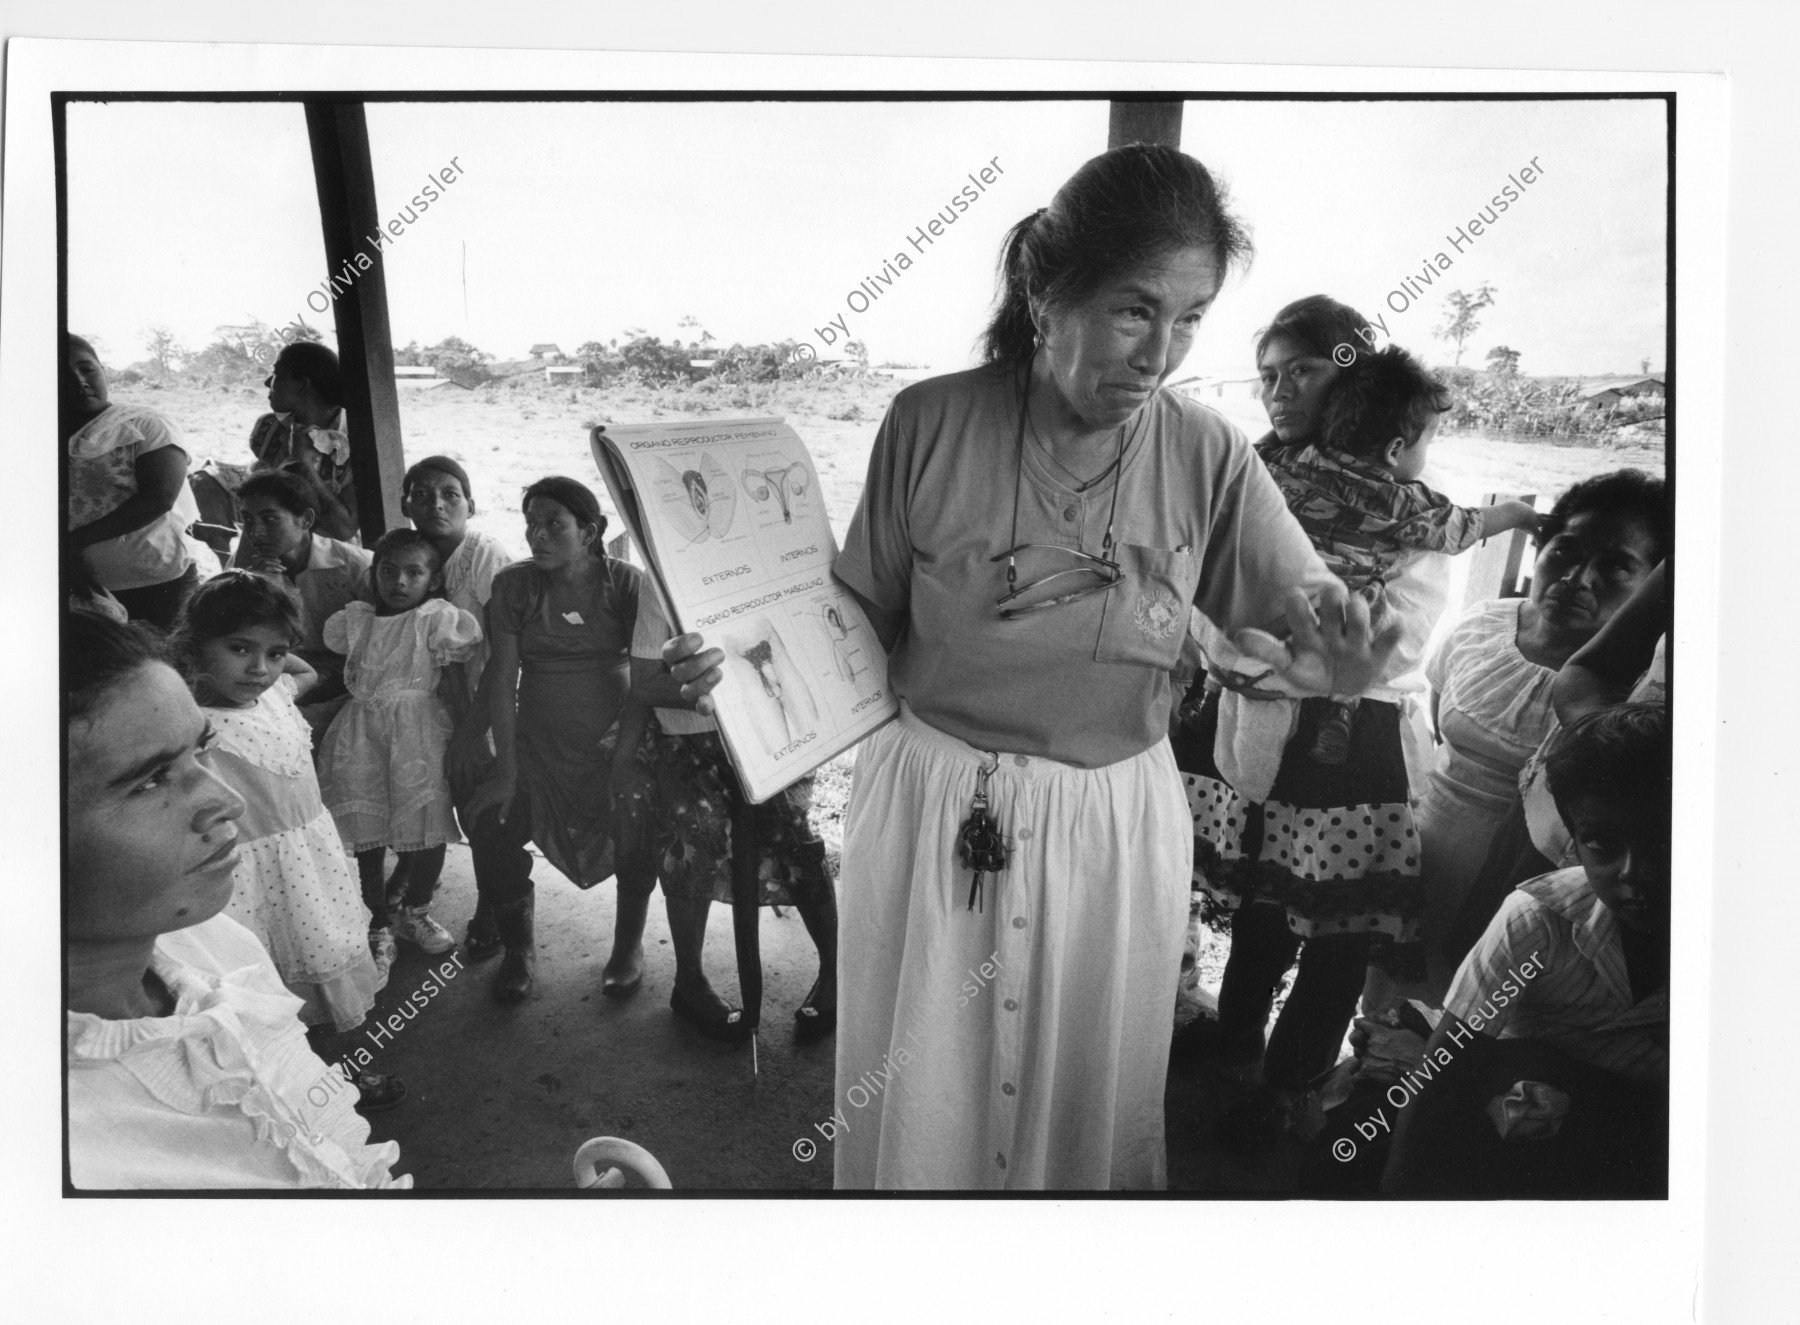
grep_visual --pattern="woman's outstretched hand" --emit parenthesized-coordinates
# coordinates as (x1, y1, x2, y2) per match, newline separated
(1232, 584, 1403, 699)
(663, 632, 726, 716)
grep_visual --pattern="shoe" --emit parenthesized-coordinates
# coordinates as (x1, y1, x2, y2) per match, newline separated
(392, 905, 456, 956)
(794, 976, 837, 1044)
(491, 896, 536, 1005)
(601, 962, 644, 1000)
(464, 898, 503, 961)
(369, 926, 397, 991)
(349, 1068, 407, 1114)
(670, 984, 753, 1043)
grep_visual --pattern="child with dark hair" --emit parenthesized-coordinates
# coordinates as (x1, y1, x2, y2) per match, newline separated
(171, 571, 401, 1109)
(318, 529, 482, 963)
(1381, 703, 1669, 1196)
(1258, 344, 1540, 762)
(249, 342, 359, 541)
(232, 469, 373, 737)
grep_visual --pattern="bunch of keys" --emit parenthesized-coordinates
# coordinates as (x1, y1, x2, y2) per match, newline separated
(957, 755, 1010, 913)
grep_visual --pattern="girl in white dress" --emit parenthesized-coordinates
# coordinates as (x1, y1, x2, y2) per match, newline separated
(318, 530, 481, 962)
(173, 570, 404, 1110)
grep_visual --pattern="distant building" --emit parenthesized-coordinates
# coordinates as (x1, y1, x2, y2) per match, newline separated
(1168, 374, 1261, 403)
(528, 343, 564, 360)
(545, 365, 584, 384)
(1577, 375, 1664, 409)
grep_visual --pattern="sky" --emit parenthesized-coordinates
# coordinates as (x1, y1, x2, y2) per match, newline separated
(65, 96, 1667, 379)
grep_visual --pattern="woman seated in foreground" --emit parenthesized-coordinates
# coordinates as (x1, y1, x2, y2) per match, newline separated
(64, 609, 408, 1189)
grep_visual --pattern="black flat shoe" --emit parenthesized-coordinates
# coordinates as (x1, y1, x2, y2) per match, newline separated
(601, 969, 644, 999)
(670, 985, 752, 1043)
(601, 947, 645, 999)
(794, 977, 837, 1044)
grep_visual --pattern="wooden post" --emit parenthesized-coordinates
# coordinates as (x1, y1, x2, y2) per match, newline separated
(304, 102, 405, 544)
(1108, 100, 1184, 149)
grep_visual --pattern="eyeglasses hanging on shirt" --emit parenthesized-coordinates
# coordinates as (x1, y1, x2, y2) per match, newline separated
(993, 352, 1143, 620)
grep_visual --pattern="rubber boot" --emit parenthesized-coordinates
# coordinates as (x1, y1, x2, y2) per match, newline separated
(492, 895, 536, 1004)
(464, 895, 502, 961)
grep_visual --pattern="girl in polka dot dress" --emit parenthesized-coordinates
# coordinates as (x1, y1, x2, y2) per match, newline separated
(172, 571, 403, 1110)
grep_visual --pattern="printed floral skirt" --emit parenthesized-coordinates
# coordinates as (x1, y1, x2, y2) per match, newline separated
(1174, 690, 1426, 980)
(628, 726, 830, 908)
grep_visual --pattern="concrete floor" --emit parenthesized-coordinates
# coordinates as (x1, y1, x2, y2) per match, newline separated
(362, 843, 837, 1191)
(362, 844, 1299, 1193)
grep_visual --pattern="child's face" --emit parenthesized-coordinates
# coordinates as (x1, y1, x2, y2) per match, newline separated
(1257, 334, 1343, 444)
(404, 471, 473, 543)
(1385, 414, 1441, 482)
(1563, 793, 1669, 936)
(375, 547, 442, 612)
(194, 623, 293, 708)
(239, 496, 314, 564)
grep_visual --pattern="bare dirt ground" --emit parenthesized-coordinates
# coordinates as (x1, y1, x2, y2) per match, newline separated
(135, 371, 1664, 1190)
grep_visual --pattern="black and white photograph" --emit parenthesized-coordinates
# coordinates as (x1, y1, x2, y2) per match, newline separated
(2, 15, 1784, 1323)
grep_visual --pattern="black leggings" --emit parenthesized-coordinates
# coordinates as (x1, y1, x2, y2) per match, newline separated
(1216, 900, 1372, 1092)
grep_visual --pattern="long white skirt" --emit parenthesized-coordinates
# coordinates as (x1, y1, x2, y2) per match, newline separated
(833, 705, 1191, 1191)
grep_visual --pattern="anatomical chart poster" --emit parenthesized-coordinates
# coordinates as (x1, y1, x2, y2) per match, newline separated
(591, 418, 898, 801)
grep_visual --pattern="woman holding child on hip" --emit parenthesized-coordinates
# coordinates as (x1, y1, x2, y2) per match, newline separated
(668, 147, 1399, 1190)
(1172, 296, 1536, 1150)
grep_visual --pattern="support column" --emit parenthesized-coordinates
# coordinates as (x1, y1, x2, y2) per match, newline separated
(1108, 100, 1185, 150)
(305, 101, 405, 543)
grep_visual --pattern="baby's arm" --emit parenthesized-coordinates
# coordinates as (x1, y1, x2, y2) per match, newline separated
(1474, 500, 1540, 540)
(281, 651, 319, 699)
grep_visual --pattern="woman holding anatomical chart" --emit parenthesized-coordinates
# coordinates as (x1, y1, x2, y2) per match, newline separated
(668, 145, 1396, 1191)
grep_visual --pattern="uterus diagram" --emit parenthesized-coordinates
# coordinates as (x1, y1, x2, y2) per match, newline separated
(740, 455, 812, 525)
(655, 452, 737, 545)
(819, 602, 874, 693)
(719, 617, 820, 754)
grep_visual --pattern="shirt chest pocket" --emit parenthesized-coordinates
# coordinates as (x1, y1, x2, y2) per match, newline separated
(1094, 542, 1201, 669)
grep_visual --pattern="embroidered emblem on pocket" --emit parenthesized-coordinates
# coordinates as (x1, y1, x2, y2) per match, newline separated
(1132, 588, 1180, 640)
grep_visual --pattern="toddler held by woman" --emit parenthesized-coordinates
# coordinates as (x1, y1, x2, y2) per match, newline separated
(1238, 343, 1538, 765)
